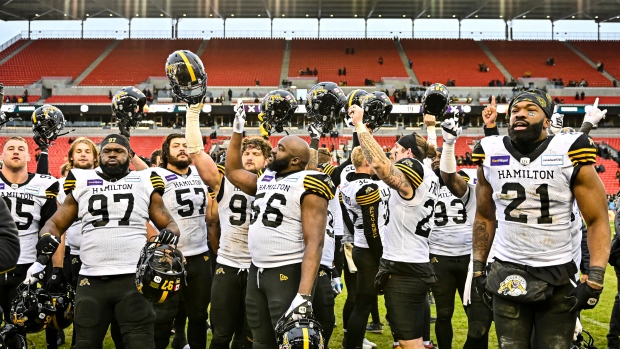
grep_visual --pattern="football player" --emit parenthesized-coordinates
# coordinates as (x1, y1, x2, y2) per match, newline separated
(226, 100, 335, 349)
(350, 104, 439, 349)
(472, 89, 610, 348)
(149, 133, 213, 349)
(0, 198, 18, 274)
(36, 134, 180, 349)
(341, 146, 390, 349)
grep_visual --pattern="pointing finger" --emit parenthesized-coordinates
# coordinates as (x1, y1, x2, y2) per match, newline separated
(593, 97, 599, 110)
(491, 95, 496, 107)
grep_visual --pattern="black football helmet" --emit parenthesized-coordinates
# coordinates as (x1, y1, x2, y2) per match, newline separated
(275, 316, 324, 349)
(48, 285, 75, 331)
(0, 323, 27, 349)
(422, 83, 450, 117)
(306, 82, 347, 134)
(136, 238, 185, 304)
(112, 86, 146, 128)
(165, 50, 208, 105)
(32, 105, 66, 144)
(361, 91, 393, 132)
(258, 90, 298, 136)
(10, 282, 56, 334)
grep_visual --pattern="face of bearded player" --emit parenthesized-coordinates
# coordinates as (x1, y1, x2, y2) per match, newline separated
(508, 101, 549, 145)
(166, 137, 191, 170)
(72, 142, 96, 169)
(100, 143, 130, 176)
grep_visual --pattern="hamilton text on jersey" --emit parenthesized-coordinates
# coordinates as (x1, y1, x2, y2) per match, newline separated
(257, 183, 291, 192)
(0, 192, 34, 200)
(496, 169, 555, 180)
(91, 183, 133, 193)
(168, 179, 204, 189)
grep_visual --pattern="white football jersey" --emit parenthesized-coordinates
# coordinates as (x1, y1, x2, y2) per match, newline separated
(152, 166, 209, 257)
(382, 158, 440, 264)
(429, 170, 476, 257)
(57, 177, 82, 256)
(0, 172, 58, 264)
(65, 168, 165, 276)
(340, 174, 390, 249)
(472, 133, 597, 267)
(248, 169, 335, 268)
(217, 175, 253, 270)
(338, 164, 356, 243)
(320, 196, 340, 268)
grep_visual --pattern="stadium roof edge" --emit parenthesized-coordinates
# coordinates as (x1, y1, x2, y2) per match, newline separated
(1, 0, 619, 23)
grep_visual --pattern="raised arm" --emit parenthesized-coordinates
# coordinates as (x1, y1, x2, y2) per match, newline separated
(350, 105, 414, 199)
(440, 114, 468, 198)
(225, 100, 258, 196)
(131, 154, 148, 171)
(184, 100, 222, 191)
(580, 97, 607, 135)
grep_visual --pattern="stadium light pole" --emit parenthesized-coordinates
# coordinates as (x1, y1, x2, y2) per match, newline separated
(365, 18, 367, 38)
(551, 20, 554, 40)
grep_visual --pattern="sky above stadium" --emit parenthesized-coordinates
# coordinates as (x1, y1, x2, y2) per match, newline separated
(1, 17, 619, 44)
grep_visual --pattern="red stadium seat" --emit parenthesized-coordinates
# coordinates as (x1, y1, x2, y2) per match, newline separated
(570, 41, 620, 87)
(288, 39, 407, 86)
(45, 95, 112, 103)
(0, 39, 28, 61)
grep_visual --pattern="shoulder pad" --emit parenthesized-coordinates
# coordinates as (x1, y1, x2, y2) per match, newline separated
(150, 171, 166, 191)
(45, 181, 59, 199)
(303, 172, 336, 201)
(64, 171, 77, 194)
(394, 158, 424, 189)
(355, 182, 380, 206)
(472, 141, 485, 165)
(457, 170, 471, 183)
(217, 162, 225, 176)
(568, 133, 597, 167)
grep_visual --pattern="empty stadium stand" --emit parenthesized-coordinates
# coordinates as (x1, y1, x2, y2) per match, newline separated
(484, 40, 610, 87)
(552, 96, 620, 104)
(288, 39, 407, 86)
(0, 38, 27, 61)
(401, 39, 505, 86)
(80, 39, 202, 86)
(201, 39, 284, 86)
(570, 41, 620, 82)
(45, 95, 112, 103)
(0, 39, 112, 86)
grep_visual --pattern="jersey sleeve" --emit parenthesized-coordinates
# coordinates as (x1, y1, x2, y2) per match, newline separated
(568, 134, 597, 167)
(45, 180, 59, 199)
(318, 163, 335, 176)
(457, 170, 471, 183)
(64, 170, 77, 195)
(394, 158, 424, 189)
(355, 183, 381, 206)
(472, 142, 485, 165)
(149, 171, 166, 195)
(303, 173, 336, 201)
(217, 162, 226, 176)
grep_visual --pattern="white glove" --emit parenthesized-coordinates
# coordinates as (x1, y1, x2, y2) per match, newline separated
(573, 317, 583, 341)
(440, 114, 461, 145)
(24, 261, 45, 285)
(549, 105, 564, 135)
(233, 99, 246, 134)
(331, 277, 342, 295)
(285, 293, 313, 321)
(584, 97, 607, 126)
(308, 124, 321, 140)
(344, 114, 356, 132)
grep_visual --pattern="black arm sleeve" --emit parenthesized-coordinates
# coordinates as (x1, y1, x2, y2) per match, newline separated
(340, 200, 354, 237)
(0, 198, 19, 273)
(580, 221, 590, 275)
(36, 152, 49, 175)
(330, 132, 358, 187)
(39, 198, 58, 230)
(357, 183, 383, 263)
(483, 125, 500, 137)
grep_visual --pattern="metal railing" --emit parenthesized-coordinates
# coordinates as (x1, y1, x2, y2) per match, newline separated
(0, 34, 22, 53)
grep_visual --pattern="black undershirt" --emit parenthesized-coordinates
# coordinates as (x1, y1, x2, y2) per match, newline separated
(510, 138, 546, 156)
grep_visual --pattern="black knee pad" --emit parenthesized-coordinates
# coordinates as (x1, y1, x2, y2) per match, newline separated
(467, 320, 489, 338)
(436, 306, 455, 321)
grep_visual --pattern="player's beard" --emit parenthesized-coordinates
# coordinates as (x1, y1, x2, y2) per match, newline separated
(100, 159, 130, 177)
(267, 154, 290, 173)
(508, 118, 545, 145)
(167, 154, 191, 170)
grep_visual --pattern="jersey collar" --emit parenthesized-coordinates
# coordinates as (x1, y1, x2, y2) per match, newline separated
(95, 169, 131, 182)
(503, 135, 553, 164)
(0, 171, 36, 188)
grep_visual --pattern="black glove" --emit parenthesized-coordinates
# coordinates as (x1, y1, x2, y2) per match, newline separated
(472, 259, 493, 310)
(33, 135, 49, 152)
(568, 281, 602, 313)
(0, 83, 4, 96)
(36, 233, 60, 257)
(46, 267, 66, 293)
(119, 121, 131, 138)
(156, 229, 178, 245)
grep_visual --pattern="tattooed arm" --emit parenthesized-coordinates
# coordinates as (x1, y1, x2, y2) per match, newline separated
(307, 149, 319, 171)
(472, 165, 496, 262)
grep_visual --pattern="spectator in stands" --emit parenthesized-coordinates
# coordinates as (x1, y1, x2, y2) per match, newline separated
(554, 97, 561, 104)
(579, 78, 587, 87)
(599, 164, 606, 173)
(501, 95, 507, 103)
(496, 79, 502, 87)
(546, 57, 555, 66)
(489, 80, 495, 87)
(615, 169, 620, 182)
(558, 78, 564, 86)
(10, 96, 17, 103)
(379, 56, 383, 65)
(338, 68, 342, 76)
(581, 91, 585, 100)
(343, 67, 346, 76)
(313, 67, 318, 76)
(351, 48, 355, 54)
(255, 79, 260, 86)
(524, 71, 532, 78)
(576, 92, 580, 100)
(597, 61, 604, 72)
(227, 89, 232, 101)
(346, 48, 350, 54)
(409, 59, 413, 69)
(4, 96, 9, 103)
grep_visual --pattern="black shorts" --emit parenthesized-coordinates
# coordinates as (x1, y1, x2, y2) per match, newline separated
(384, 273, 430, 340)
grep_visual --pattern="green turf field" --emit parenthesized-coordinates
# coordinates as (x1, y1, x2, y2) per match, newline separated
(24, 223, 618, 349)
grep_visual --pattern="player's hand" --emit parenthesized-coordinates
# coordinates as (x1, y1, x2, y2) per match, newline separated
(155, 229, 178, 246)
(549, 105, 564, 135)
(24, 262, 46, 285)
(348, 104, 364, 127)
(285, 293, 313, 321)
(37, 233, 59, 257)
(46, 267, 66, 293)
(584, 97, 607, 126)
(482, 96, 498, 128)
(472, 260, 492, 310)
(233, 99, 246, 134)
(441, 113, 461, 145)
(423, 114, 436, 128)
(33, 135, 49, 152)
(568, 281, 602, 313)
(331, 277, 343, 295)
(308, 124, 321, 140)
(344, 111, 356, 132)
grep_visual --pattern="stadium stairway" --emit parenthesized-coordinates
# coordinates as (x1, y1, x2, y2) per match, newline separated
(569, 41, 620, 83)
(476, 41, 513, 81)
(562, 42, 617, 84)
(72, 40, 121, 86)
(0, 39, 30, 64)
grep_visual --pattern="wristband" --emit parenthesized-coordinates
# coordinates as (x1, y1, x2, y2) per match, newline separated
(587, 265, 605, 285)
(472, 259, 486, 274)
(310, 138, 319, 150)
(439, 143, 456, 173)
